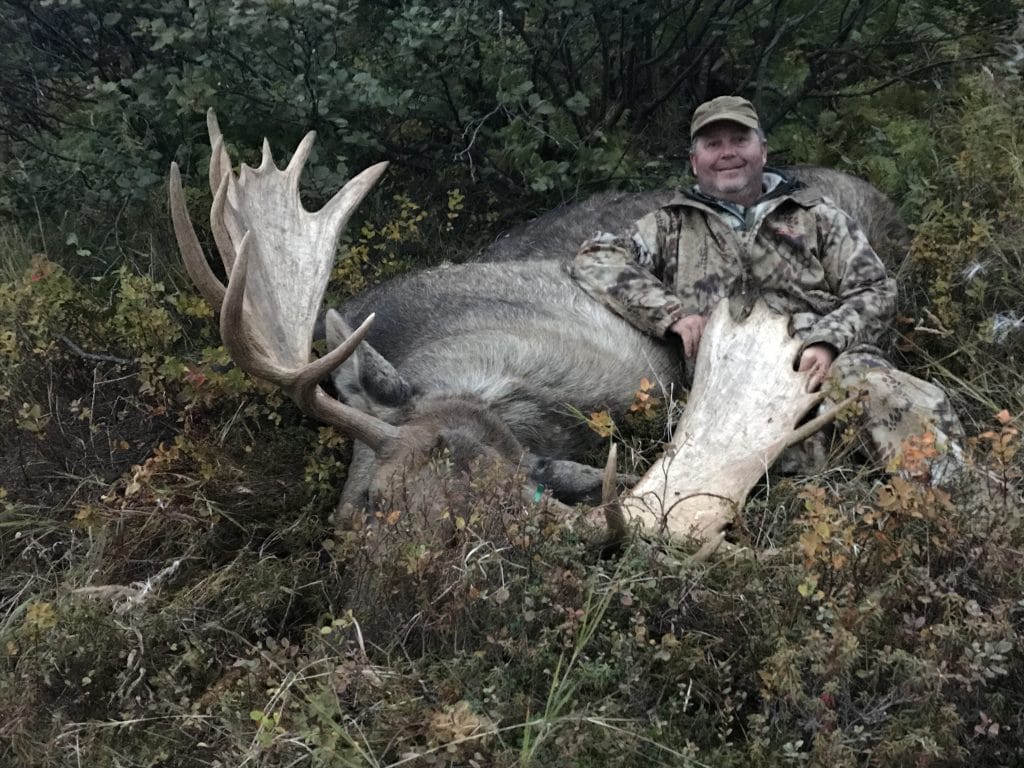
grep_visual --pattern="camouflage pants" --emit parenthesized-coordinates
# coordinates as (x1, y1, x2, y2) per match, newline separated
(784, 351, 965, 483)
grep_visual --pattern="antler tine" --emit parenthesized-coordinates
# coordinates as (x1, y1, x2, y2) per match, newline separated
(301, 312, 380, 386)
(773, 395, 858, 452)
(319, 161, 390, 231)
(209, 160, 237, 274)
(601, 443, 628, 541)
(260, 137, 276, 170)
(285, 131, 317, 181)
(218, 230, 278, 380)
(168, 161, 226, 308)
(206, 109, 231, 195)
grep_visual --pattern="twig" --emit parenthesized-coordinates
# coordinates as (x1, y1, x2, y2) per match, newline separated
(58, 335, 134, 366)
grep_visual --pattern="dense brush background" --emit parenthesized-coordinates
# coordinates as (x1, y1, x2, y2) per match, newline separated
(2, 1, 1023, 765)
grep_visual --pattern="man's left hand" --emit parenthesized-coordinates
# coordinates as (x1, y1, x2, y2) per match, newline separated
(798, 343, 837, 393)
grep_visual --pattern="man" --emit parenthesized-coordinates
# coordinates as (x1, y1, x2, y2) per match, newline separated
(570, 95, 964, 482)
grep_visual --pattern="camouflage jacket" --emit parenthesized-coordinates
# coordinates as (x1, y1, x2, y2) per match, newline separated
(569, 173, 897, 355)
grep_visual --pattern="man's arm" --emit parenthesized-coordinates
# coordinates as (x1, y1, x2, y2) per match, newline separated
(802, 204, 898, 354)
(569, 214, 692, 342)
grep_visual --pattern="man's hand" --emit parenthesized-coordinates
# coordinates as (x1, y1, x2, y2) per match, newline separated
(669, 314, 707, 359)
(798, 343, 837, 392)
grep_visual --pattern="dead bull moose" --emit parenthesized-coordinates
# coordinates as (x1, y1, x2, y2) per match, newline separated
(170, 110, 885, 551)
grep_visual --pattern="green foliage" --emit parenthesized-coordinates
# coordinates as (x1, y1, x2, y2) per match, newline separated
(1, 0, 1015, 274)
(330, 192, 433, 297)
(892, 70, 1024, 423)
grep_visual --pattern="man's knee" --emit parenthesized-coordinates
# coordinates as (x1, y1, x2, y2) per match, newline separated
(824, 354, 965, 475)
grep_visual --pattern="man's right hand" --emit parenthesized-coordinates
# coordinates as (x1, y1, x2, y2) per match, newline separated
(669, 314, 707, 359)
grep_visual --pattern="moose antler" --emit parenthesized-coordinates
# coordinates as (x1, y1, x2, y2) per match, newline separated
(169, 109, 400, 449)
(622, 299, 853, 555)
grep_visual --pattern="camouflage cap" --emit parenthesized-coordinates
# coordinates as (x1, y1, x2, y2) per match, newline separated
(690, 96, 762, 140)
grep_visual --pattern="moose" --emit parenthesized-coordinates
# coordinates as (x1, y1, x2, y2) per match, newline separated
(170, 110, 894, 550)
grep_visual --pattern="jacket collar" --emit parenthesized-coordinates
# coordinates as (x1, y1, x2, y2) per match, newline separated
(667, 167, 821, 211)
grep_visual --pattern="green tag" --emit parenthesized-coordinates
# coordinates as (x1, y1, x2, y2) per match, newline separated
(532, 485, 545, 503)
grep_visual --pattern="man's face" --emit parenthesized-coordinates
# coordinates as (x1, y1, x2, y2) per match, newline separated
(689, 122, 767, 205)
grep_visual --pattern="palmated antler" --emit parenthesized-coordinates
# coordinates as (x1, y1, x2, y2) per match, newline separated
(169, 109, 399, 449)
(622, 299, 853, 555)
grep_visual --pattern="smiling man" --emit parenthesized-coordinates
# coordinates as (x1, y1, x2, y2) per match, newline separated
(570, 95, 966, 484)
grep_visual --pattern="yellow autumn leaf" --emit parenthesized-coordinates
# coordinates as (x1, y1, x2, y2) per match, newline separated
(586, 410, 615, 438)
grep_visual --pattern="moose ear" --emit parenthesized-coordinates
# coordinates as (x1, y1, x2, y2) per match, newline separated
(325, 309, 413, 408)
